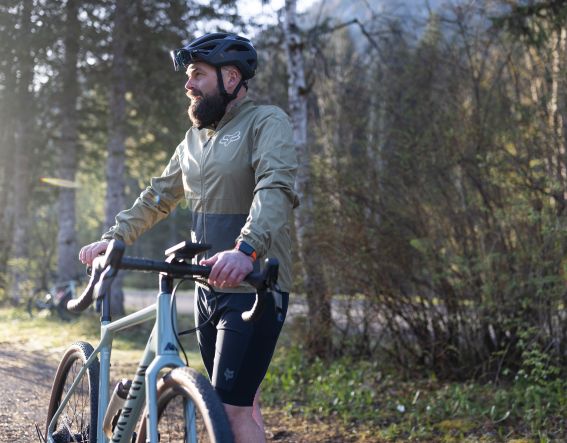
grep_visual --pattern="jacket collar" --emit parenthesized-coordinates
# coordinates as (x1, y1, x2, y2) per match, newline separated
(205, 97, 254, 135)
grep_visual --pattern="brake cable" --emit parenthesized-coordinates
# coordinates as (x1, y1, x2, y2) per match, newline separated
(170, 277, 219, 366)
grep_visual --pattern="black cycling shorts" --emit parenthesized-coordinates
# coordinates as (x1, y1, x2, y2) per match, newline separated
(194, 286, 289, 407)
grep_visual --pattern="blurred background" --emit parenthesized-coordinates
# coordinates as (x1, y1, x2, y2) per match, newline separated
(2, 0, 567, 403)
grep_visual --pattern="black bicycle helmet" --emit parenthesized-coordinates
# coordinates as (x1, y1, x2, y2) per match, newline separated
(171, 32, 257, 80)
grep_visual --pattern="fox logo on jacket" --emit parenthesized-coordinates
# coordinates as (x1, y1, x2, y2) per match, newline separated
(220, 131, 241, 146)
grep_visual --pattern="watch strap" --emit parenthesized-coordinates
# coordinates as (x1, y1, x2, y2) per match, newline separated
(235, 241, 257, 261)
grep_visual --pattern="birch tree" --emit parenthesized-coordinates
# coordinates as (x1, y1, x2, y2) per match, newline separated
(284, 0, 332, 358)
(547, 26, 567, 212)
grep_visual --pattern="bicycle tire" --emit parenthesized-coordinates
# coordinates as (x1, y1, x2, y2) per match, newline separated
(26, 289, 51, 318)
(45, 341, 99, 443)
(136, 366, 234, 443)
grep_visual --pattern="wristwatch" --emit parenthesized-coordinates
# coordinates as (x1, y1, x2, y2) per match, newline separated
(235, 241, 257, 261)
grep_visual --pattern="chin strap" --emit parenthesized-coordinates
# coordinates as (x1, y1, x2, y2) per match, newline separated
(215, 67, 247, 104)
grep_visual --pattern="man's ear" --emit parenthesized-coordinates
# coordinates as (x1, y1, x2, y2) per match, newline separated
(224, 66, 242, 91)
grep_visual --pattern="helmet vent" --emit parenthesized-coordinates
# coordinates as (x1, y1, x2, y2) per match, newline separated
(227, 43, 251, 52)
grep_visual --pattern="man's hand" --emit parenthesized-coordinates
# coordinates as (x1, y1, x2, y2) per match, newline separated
(79, 240, 110, 266)
(200, 249, 254, 288)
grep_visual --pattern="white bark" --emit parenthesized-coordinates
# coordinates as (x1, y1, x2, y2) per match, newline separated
(284, 0, 332, 357)
(548, 27, 567, 206)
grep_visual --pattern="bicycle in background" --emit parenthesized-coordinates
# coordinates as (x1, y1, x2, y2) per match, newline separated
(27, 280, 81, 321)
(38, 239, 282, 442)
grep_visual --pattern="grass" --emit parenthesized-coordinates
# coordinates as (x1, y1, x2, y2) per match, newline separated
(260, 320, 567, 443)
(262, 347, 567, 441)
(0, 306, 204, 373)
(2, 305, 567, 442)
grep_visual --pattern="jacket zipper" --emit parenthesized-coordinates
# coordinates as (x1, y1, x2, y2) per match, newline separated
(200, 135, 214, 247)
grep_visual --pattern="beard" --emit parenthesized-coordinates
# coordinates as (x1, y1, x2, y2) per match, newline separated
(188, 89, 227, 129)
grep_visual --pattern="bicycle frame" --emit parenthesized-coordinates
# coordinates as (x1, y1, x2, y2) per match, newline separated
(47, 274, 192, 443)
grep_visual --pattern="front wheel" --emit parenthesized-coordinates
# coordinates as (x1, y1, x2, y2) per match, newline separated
(45, 341, 99, 443)
(137, 366, 234, 443)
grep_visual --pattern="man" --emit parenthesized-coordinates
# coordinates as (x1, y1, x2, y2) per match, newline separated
(79, 33, 298, 443)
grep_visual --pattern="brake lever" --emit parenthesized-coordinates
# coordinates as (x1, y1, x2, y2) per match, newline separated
(241, 258, 282, 322)
(272, 285, 283, 314)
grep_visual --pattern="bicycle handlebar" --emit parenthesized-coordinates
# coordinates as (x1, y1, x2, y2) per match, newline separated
(67, 240, 280, 322)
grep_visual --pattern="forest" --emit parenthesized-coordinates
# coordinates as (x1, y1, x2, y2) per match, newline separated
(2, 0, 567, 440)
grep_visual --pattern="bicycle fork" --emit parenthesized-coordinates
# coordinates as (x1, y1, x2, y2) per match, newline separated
(100, 279, 196, 442)
(144, 276, 189, 443)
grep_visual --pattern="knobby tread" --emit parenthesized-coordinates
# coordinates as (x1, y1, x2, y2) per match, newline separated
(45, 341, 99, 442)
(137, 366, 234, 443)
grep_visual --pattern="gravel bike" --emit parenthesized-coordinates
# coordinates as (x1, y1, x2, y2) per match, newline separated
(39, 239, 282, 443)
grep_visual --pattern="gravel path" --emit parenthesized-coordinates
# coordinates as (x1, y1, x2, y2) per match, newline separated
(0, 343, 311, 443)
(0, 292, 357, 443)
(0, 345, 56, 442)
(0, 342, 311, 443)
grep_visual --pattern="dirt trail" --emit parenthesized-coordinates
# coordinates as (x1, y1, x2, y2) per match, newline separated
(0, 289, 361, 443)
(0, 342, 355, 443)
(0, 345, 56, 442)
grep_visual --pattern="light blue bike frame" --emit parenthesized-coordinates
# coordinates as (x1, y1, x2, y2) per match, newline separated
(46, 284, 197, 443)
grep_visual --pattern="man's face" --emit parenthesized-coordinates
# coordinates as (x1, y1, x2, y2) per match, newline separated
(185, 62, 227, 129)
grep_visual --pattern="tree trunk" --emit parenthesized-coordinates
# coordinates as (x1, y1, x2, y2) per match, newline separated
(0, 127, 15, 293)
(104, 0, 129, 316)
(284, 0, 332, 358)
(56, 0, 80, 284)
(548, 27, 567, 213)
(9, 0, 35, 304)
(0, 56, 17, 292)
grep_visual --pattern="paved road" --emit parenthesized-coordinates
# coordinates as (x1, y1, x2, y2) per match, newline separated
(124, 287, 195, 314)
(124, 288, 309, 317)
(124, 288, 373, 335)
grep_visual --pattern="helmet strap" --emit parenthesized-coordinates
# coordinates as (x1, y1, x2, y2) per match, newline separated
(215, 67, 245, 104)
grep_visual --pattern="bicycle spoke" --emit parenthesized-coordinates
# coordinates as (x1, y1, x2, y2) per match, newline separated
(53, 351, 94, 442)
(157, 394, 211, 442)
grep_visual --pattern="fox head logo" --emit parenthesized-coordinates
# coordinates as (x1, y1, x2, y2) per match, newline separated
(219, 131, 241, 146)
(224, 368, 235, 381)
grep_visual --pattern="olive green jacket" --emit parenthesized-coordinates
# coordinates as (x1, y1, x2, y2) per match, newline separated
(102, 98, 299, 292)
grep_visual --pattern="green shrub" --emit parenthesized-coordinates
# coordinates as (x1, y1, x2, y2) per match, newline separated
(263, 344, 567, 441)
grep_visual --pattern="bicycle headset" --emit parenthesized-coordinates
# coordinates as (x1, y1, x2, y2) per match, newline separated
(170, 32, 258, 103)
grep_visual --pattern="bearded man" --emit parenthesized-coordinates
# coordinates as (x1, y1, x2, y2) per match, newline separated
(79, 33, 298, 443)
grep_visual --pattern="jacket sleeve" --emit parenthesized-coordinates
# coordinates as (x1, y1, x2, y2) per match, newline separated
(101, 143, 185, 245)
(236, 112, 299, 257)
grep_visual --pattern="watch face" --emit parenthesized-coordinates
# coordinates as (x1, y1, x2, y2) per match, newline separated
(238, 242, 255, 256)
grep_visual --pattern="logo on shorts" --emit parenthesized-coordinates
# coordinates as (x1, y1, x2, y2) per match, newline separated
(219, 131, 241, 147)
(224, 368, 235, 381)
